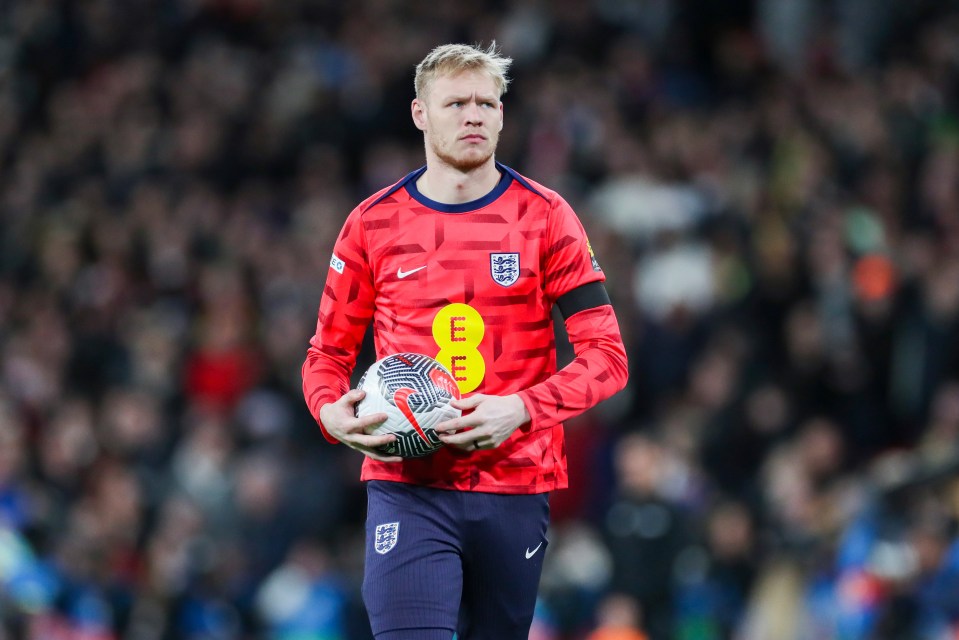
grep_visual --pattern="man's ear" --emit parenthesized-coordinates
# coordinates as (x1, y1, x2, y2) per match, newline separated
(411, 99, 427, 131)
(498, 102, 504, 131)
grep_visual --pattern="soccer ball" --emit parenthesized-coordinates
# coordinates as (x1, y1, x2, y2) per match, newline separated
(355, 353, 462, 458)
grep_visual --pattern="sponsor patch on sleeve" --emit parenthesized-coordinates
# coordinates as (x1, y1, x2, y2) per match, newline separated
(587, 239, 602, 272)
(330, 253, 345, 274)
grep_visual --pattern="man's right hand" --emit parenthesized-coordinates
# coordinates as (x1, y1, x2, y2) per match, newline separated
(319, 389, 402, 462)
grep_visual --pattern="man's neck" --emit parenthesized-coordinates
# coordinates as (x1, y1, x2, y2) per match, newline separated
(415, 160, 500, 204)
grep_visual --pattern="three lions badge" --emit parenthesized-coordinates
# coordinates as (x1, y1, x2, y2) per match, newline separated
(374, 522, 400, 554)
(490, 252, 519, 287)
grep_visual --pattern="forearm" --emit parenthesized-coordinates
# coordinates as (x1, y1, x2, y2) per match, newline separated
(302, 338, 355, 442)
(516, 304, 628, 430)
(302, 295, 373, 442)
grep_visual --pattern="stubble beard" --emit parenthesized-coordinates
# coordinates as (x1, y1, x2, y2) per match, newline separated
(429, 134, 497, 173)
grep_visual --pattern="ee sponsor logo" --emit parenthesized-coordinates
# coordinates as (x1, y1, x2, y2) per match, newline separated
(432, 303, 485, 393)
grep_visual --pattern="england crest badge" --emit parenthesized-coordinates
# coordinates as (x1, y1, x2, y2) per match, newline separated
(490, 252, 520, 287)
(374, 522, 400, 555)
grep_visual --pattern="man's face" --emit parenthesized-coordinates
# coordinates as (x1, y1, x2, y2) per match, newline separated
(412, 70, 504, 172)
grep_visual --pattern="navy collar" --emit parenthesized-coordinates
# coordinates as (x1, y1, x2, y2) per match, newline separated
(404, 165, 513, 213)
(363, 162, 548, 213)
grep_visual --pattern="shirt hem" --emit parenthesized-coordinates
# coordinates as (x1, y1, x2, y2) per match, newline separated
(358, 473, 565, 494)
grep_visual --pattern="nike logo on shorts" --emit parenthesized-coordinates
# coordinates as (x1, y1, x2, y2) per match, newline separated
(525, 542, 543, 559)
(397, 265, 426, 278)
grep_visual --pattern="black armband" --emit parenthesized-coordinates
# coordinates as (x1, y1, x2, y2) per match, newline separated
(556, 282, 611, 319)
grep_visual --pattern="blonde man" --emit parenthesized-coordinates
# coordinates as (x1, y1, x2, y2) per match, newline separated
(303, 42, 628, 640)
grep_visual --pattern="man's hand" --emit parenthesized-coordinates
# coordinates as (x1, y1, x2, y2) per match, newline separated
(319, 389, 402, 462)
(434, 393, 531, 452)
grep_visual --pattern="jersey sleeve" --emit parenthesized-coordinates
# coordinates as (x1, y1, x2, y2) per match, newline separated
(542, 195, 605, 302)
(517, 196, 628, 431)
(302, 207, 375, 443)
(516, 303, 628, 432)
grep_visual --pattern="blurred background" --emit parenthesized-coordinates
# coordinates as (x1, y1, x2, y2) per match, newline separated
(2, 0, 959, 638)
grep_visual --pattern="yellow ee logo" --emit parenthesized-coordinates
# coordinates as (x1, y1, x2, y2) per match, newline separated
(432, 303, 486, 393)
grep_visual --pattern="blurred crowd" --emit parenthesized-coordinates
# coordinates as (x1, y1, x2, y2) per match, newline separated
(2, 0, 959, 638)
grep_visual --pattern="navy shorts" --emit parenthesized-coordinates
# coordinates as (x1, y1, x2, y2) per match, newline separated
(362, 480, 550, 640)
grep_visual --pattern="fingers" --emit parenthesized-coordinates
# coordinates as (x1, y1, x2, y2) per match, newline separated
(352, 431, 396, 447)
(434, 414, 478, 434)
(437, 426, 495, 451)
(356, 412, 389, 431)
(352, 444, 403, 463)
(435, 401, 484, 434)
(450, 394, 485, 411)
(437, 395, 488, 449)
(322, 390, 404, 462)
(445, 435, 494, 452)
(342, 388, 367, 405)
(346, 432, 403, 462)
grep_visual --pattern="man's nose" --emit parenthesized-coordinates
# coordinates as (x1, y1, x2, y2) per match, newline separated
(463, 102, 483, 122)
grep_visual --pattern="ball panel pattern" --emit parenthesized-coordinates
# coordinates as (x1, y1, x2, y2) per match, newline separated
(355, 353, 462, 458)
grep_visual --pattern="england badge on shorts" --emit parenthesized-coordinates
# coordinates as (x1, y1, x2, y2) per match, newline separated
(374, 522, 400, 554)
(490, 252, 520, 287)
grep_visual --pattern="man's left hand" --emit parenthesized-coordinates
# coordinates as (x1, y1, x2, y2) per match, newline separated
(434, 393, 531, 451)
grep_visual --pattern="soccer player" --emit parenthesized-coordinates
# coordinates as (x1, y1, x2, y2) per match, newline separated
(302, 43, 628, 640)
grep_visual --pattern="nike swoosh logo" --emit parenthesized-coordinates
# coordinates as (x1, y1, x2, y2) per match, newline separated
(525, 542, 543, 559)
(393, 387, 430, 443)
(397, 266, 426, 279)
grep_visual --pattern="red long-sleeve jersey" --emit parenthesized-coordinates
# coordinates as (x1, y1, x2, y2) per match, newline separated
(302, 163, 628, 493)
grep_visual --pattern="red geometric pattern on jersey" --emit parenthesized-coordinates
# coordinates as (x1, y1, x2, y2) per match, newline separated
(302, 164, 628, 494)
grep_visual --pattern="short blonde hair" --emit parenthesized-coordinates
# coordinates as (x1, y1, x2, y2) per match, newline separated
(414, 42, 512, 100)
